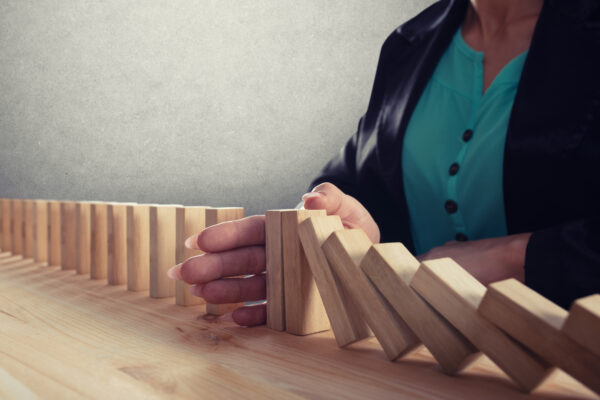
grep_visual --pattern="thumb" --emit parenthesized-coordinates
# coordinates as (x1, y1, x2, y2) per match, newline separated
(302, 182, 380, 243)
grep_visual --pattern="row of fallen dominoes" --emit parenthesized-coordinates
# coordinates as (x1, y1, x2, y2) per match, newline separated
(0, 198, 243, 314)
(265, 209, 600, 394)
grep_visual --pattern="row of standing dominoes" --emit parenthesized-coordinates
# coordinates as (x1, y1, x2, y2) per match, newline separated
(265, 210, 600, 394)
(0, 198, 243, 314)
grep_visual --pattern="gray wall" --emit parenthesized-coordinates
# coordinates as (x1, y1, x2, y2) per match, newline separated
(0, 0, 433, 216)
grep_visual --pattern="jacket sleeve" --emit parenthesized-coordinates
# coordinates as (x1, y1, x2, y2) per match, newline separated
(525, 218, 600, 309)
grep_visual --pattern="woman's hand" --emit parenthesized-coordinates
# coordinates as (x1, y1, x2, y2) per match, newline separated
(417, 233, 532, 286)
(167, 182, 380, 327)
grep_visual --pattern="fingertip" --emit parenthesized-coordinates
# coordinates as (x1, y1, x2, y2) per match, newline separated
(232, 304, 266, 327)
(167, 263, 183, 280)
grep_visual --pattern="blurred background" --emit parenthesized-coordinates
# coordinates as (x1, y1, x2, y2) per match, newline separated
(0, 0, 433, 216)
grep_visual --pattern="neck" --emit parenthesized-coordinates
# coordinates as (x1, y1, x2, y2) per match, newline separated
(467, 0, 543, 38)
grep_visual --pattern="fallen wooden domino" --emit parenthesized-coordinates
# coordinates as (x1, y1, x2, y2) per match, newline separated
(281, 209, 330, 335)
(478, 279, 600, 394)
(322, 229, 420, 360)
(176, 206, 208, 306)
(562, 294, 600, 357)
(411, 258, 553, 392)
(360, 243, 479, 374)
(204, 207, 246, 316)
(297, 215, 371, 346)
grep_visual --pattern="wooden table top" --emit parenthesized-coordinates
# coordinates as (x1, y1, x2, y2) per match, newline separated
(0, 252, 597, 400)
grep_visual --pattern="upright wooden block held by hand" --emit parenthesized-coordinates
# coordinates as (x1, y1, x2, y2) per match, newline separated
(48, 201, 62, 267)
(322, 229, 419, 360)
(11, 199, 24, 256)
(150, 205, 184, 298)
(281, 209, 329, 335)
(176, 206, 207, 306)
(35, 200, 49, 263)
(360, 243, 479, 373)
(23, 200, 36, 259)
(1, 198, 12, 253)
(61, 201, 79, 271)
(205, 207, 245, 315)
(111, 203, 134, 285)
(479, 279, 600, 394)
(411, 259, 552, 392)
(91, 203, 112, 280)
(266, 210, 286, 331)
(297, 215, 371, 346)
(562, 294, 600, 358)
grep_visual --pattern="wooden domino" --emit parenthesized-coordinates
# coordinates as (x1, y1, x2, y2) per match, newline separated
(281, 209, 329, 335)
(562, 294, 600, 357)
(205, 207, 245, 315)
(411, 259, 553, 392)
(478, 279, 600, 394)
(91, 202, 112, 280)
(150, 205, 184, 298)
(265, 210, 285, 331)
(48, 201, 62, 267)
(297, 215, 371, 346)
(78, 202, 94, 275)
(34, 200, 49, 263)
(176, 206, 207, 306)
(1, 198, 12, 253)
(360, 243, 479, 373)
(23, 199, 36, 259)
(111, 203, 134, 285)
(61, 201, 79, 271)
(322, 229, 419, 360)
(11, 199, 23, 255)
(130, 204, 155, 291)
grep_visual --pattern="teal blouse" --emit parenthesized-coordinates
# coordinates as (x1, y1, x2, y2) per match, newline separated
(401, 28, 528, 255)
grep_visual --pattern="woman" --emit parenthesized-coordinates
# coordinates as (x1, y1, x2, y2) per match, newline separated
(169, 0, 600, 326)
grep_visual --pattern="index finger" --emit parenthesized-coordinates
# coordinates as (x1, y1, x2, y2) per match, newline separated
(185, 215, 265, 253)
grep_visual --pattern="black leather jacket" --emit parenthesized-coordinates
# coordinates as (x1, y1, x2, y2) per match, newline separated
(310, 0, 600, 309)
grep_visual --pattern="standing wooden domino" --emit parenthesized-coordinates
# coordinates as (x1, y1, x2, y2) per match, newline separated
(322, 229, 419, 360)
(78, 202, 94, 275)
(111, 203, 135, 285)
(411, 258, 553, 392)
(176, 206, 207, 306)
(360, 243, 479, 373)
(478, 279, 600, 394)
(281, 209, 329, 335)
(61, 201, 79, 271)
(265, 210, 285, 331)
(1, 198, 12, 253)
(35, 200, 49, 263)
(130, 204, 155, 291)
(297, 215, 371, 346)
(91, 202, 112, 280)
(205, 207, 245, 315)
(48, 201, 62, 267)
(23, 200, 36, 259)
(150, 205, 184, 298)
(11, 199, 24, 256)
(562, 294, 600, 357)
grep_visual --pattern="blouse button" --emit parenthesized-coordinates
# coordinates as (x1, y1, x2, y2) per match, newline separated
(445, 200, 458, 214)
(462, 129, 473, 142)
(449, 162, 460, 176)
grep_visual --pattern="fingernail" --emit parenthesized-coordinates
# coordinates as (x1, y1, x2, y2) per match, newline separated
(185, 234, 199, 249)
(301, 192, 324, 201)
(167, 263, 183, 280)
(190, 284, 205, 297)
(220, 312, 234, 322)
